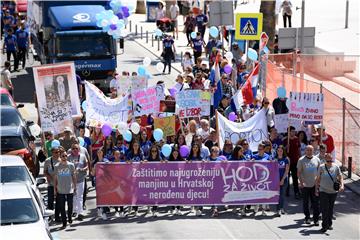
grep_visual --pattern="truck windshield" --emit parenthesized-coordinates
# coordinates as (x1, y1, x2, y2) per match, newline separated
(56, 35, 113, 58)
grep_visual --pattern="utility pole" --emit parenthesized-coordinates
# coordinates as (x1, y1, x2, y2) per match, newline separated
(345, 0, 349, 29)
(300, 0, 305, 81)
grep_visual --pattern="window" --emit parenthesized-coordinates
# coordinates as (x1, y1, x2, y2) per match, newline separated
(1, 136, 26, 153)
(1, 166, 33, 184)
(1, 198, 39, 225)
(1, 94, 14, 106)
(0, 108, 23, 126)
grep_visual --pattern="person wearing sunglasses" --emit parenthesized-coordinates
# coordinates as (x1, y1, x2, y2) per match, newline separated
(54, 147, 77, 228)
(315, 153, 344, 233)
(261, 97, 275, 130)
(237, 139, 253, 160)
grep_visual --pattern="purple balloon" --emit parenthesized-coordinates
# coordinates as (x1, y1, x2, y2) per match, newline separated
(179, 145, 190, 158)
(102, 124, 112, 137)
(218, 155, 227, 161)
(116, 12, 124, 19)
(228, 112, 237, 122)
(168, 88, 177, 98)
(110, 24, 117, 30)
(224, 64, 232, 74)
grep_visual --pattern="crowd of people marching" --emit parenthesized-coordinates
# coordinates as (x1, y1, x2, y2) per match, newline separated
(1, 0, 345, 235)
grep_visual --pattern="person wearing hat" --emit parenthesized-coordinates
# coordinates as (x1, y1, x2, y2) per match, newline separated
(44, 146, 61, 222)
(316, 124, 335, 160)
(231, 42, 244, 65)
(60, 127, 75, 151)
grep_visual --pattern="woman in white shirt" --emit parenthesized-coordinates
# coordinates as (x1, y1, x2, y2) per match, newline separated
(181, 52, 194, 71)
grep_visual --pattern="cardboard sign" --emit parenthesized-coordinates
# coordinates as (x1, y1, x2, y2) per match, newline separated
(132, 85, 165, 117)
(154, 116, 176, 137)
(274, 114, 302, 133)
(289, 92, 324, 123)
(176, 90, 211, 118)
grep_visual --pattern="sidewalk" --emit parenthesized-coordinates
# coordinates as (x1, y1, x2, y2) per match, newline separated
(343, 171, 360, 196)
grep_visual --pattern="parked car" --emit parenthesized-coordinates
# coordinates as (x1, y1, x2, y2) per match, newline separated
(0, 88, 24, 108)
(0, 155, 46, 202)
(0, 126, 39, 177)
(0, 105, 33, 133)
(0, 183, 54, 240)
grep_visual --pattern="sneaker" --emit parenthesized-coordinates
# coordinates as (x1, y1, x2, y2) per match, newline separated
(97, 209, 102, 218)
(169, 209, 174, 215)
(275, 210, 281, 217)
(211, 209, 219, 218)
(83, 205, 87, 210)
(254, 205, 259, 213)
(152, 211, 158, 218)
(232, 208, 238, 213)
(224, 205, 229, 210)
(280, 209, 285, 215)
(77, 214, 84, 221)
(101, 213, 108, 220)
(134, 211, 138, 216)
(195, 210, 202, 216)
(314, 221, 319, 226)
(68, 219, 73, 224)
(305, 219, 311, 224)
(264, 205, 270, 211)
(115, 211, 121, 217)
(119, 212, 126, 218)
(261, 210, 266, 216)
(328, 226, 333, 230)
(175, 209, 182, 216)
(320, 228, 327, 233)
(191, 206, 196, 212)
(240, 209, 246, 217)
(128, 207, 133, 214)
(332, 215, 336, 220)
(72, 213, 77, 218)
(61, 223, 67, 229)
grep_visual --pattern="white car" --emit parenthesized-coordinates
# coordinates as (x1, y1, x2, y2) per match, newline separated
(0, 183, 54, 240)
(0, 155, 46, 202)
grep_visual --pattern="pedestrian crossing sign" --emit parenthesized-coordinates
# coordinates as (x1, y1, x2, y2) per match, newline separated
(235, 13, 263, 40)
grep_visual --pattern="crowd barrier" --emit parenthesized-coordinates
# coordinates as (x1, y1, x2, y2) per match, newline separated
(265, 53, 360, 176)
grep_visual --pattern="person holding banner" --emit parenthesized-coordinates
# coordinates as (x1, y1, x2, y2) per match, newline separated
(188, 143, 202, 161)
(237, 139, 253, 160)
(140, 129, 153, 159)
(126, 140, 144, 163)
(192, 135, 210, 160)
(222, 140, 234, 160)
(275, 145, 290, 217)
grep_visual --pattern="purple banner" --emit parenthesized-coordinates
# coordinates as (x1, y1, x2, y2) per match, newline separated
(96, 161, 280, 206)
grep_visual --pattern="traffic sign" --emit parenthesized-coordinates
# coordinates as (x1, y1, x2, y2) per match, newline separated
(235, 13, 263, 40)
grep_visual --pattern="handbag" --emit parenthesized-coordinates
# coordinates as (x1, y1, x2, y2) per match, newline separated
(325, 165, 340, 191)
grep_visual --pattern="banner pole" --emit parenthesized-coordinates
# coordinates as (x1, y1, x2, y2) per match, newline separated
(215, 110, 220, 146)
(287, 123, 290, 154)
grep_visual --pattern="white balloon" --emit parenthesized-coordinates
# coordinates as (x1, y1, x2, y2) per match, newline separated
(84, 128, 90, 137)
(156, 62, 164, 73)
(117, 122, 128, 135)
(225, 51, 233, 61)
(29, 124, 41, 136)
(241, 55, 247, 63)
(101, 19, 109, 27)
(130, 122, 140, 134)
(143, 57, 151, 67)
(204, 79, 210, 90)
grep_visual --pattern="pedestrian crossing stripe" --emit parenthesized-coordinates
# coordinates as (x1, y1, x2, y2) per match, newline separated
(235, 13, 263, 40)
(242, 20, 256, 35)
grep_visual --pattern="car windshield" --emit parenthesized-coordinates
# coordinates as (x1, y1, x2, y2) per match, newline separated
(0, 108, 22, 126)
(1, 198, 39, 225)
(1, 166, 33, 184)
(1, 94, 14, 106)
(56, 34, 113, 58)
(1, 136, 25, 153)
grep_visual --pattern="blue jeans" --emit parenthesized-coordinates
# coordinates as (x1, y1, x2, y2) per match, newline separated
(277, 179, 288, 210)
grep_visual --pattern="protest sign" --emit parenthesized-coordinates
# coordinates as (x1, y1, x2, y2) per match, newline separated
(288, 92, 324, 123)
(96, 161, 279, 206)
(116, 76, 131, 97)
(85, 82, 128, 128)
(159, 100, 176, 113)
(175, 90, 211, 118)
(33, 62, 80, 134)
(132, 85, 165, 117)
(131, 76, 148, 90)
(217, 109, 268, 152)
(154, 116, 176, 137)
(274, 114, 302, 133)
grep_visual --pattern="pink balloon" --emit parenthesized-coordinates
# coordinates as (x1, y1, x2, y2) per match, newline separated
(218, 155, 227, 161)
(228, 112, 237, 122)
(224, 64, 232, 74)
(179, 145, 190, 158)
(101, 124, 112, 137)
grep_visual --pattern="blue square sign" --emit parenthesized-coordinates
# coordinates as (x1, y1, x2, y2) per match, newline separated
(240, 18, 258, 35)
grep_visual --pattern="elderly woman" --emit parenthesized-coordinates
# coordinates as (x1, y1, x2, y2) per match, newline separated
(315, 153, 344, 233)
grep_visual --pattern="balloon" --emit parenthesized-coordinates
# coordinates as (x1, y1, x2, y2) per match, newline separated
(247, 48, 258, 61)
(154, 29, 163, 37)
(179, 145, 190, 158)
(84, 128, 90, 137)
(143, 57, 151, 67)
(110, 24, 117, 30)
(29, 124, 41, 136)
(116, 12, 124, 19)
(78, 137, 85, 147)
(225, 51, 233, 61)
(123, 130, 132, 142)
(204, 79, 210, 90)
(209, 26, 219, 38)
(228, 112, 237, 122)
(161, 144, 172, 157)
(277, 87, 286, 98)
(130, 122, 140, 134)
(51, 140, 61, 149)
(190, 32, 197, 39)
(101, 123, 112, 137)
(117, 122, 128, 135)
(156, 62, 164, 72)
(153, 128, 164, 142)
(81, 101, 87, 112)
(168, 88, 177, 98)
(218, 155, 227, 161)
(263, 46, 270, 54)
(101, 19, 109, 27)
(137, 66, 146, 76)
(224, 64, 232, 74)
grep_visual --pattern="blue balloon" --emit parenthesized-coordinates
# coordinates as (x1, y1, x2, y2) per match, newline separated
(154, 29, 163, 37)
(51, 140, 61, 149)
(263, 46, 269, 54)
(123, 130, 132, 142)
(247, 48, 258, 61)
(81, 101, 87, 111)
(153, 128, 164, 142)
(78, 137, 85, 147)
(209, 26, 219, 38)
(161, 144, 172, 157)
(191, 32, 197, 39)
(277, 87, 287, 98)
(137, 66, 146, 76)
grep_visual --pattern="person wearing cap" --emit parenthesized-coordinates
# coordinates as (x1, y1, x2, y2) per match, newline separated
(316, 125, 335, 160)
(231, 42, 243, 64)
(60, 127, 75, 152)
(44, 146, 61, 222)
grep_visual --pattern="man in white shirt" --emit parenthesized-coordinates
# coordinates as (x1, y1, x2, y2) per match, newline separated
(196, 119, 214, 140)
(109, 72, 119, 94)
(173, 74, 190, 93)
(170, 1, 180, 39)
(0, 61, 13, 96)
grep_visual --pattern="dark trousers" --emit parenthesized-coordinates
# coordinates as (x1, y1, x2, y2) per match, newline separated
(17, 47, 27, 69)
(199, 27, 206, 39)
(186, 30, 192, 44)
(287, 163, 299, 195)
(47, 186, 60, 219)
(83, 180, 87, 207)
(277, 179, 288, 210)
(163, 58, 172, 73)
(57, 193, 73, 225)
(283, 13, 292, 28)
(6, 50, 18, 70)
(302, 187, 319, 222)
(320, 192, 337, 229)
(193, 51, 202, 62)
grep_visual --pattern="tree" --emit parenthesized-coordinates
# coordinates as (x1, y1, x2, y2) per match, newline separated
(259, 0, 276, 52)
